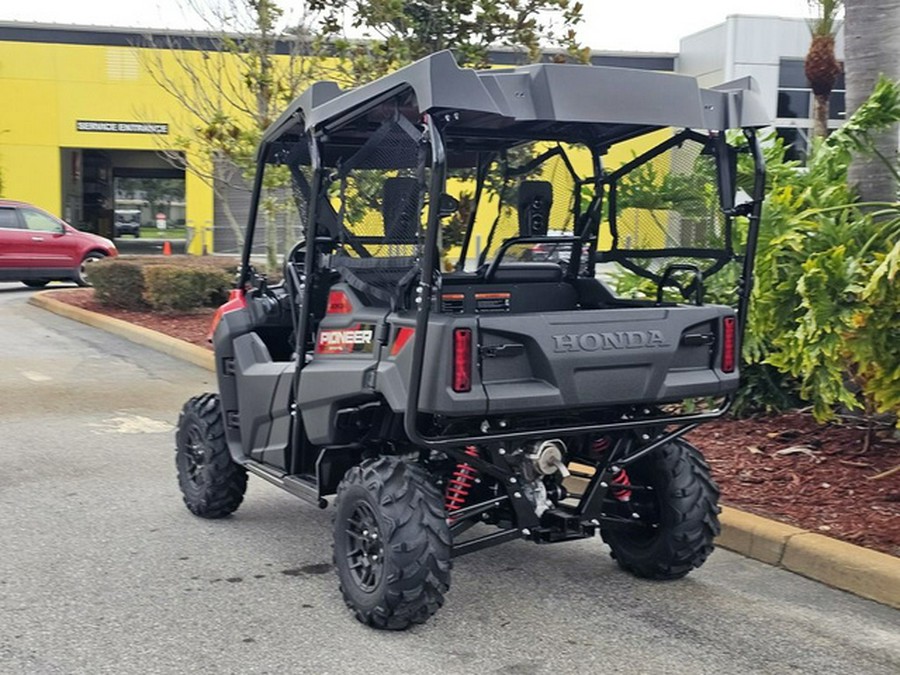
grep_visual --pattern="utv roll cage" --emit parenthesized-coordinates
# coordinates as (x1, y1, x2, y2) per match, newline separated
(239, 50, 767, 478)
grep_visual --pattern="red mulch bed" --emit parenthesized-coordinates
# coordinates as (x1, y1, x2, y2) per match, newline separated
(48, 289, 900, 557)
(688, 416, 899, 556)
(49, 289, 215, 349)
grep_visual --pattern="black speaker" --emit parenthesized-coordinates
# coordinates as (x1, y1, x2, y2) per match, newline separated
(517, 181, 553, 237)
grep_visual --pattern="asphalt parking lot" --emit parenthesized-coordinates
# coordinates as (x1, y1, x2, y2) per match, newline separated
(2, 283, 899, 675)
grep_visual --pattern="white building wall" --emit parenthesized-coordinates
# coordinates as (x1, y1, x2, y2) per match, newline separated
(677, 22, 727, 88)
(679, 15, 845, 123)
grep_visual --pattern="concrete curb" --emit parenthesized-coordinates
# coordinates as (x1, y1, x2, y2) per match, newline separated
(720, 507, 900, 609)
(30, 290, 900, 610)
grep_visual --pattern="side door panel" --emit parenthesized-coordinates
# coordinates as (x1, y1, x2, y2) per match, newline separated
(20, 208, 77, 268)
(0, 207, 33, 276)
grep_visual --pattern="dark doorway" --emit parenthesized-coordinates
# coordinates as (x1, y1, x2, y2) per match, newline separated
(61, 149, 185, 251)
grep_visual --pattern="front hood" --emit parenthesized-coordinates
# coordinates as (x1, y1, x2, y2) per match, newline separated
(80, 231, 117, 252)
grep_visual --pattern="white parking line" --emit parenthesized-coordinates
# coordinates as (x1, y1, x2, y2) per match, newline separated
(88, 413, 174, 434)
(21, 371, 52, 382)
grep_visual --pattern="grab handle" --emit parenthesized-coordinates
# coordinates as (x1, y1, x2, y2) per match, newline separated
(656, 263, 704, 306)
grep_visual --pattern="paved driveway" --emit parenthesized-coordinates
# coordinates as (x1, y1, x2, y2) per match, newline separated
(1, 283, 898, 675)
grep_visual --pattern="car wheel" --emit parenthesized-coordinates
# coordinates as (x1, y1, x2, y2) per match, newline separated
(75, 252, 106, 287)
(22, 280, 50, 288)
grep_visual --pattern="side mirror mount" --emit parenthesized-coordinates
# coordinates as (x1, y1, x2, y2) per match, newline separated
(438, 193, 459, 219)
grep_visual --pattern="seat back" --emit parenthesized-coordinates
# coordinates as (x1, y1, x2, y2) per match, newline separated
(382, 176, 420, 244)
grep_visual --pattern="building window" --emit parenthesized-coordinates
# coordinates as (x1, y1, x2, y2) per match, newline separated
(776, 58, 845, 162)
(777, 90, 811, 119)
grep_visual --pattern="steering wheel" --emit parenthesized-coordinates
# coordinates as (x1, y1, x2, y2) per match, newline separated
(286, 240, 307, 267)
(284, 240, 307, 290)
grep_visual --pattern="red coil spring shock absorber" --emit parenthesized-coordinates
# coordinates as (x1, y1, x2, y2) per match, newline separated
(611, 467, 632, 502)
(445, 446, 480, 514)
(591, 436, 610, 455)
(591, 437, 632, 502)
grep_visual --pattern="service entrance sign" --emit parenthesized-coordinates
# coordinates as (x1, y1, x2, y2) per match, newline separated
(76, 121, 169, 134)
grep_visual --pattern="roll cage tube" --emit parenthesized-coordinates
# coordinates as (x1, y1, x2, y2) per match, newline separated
(737, 128, 765, 342)
(238, 149, 270, 289)
(403, 114, 446, 448)
(455, 153, 490, 271)
(290, 135, 323, 465)
(566, 147, 605, 278)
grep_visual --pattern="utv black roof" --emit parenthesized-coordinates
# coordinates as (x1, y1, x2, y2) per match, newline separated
(262, 50, 769, 154)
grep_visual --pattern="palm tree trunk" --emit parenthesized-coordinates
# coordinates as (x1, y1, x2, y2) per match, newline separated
(844, 0, 900, 202)
(813, 93, 831, 138)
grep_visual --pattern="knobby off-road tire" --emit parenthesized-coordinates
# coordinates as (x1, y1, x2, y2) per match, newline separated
(602, 439, 720, 580)
(175, 393, 247, 518)
(333, 457, 451, 630)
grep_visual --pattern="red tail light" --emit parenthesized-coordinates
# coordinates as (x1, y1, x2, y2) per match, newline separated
(453, 328, 472, 393)
(721, 316, 736, 373)
(326, 290, 353, 314)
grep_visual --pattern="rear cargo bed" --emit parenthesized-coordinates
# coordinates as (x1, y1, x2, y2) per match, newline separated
(476, 305, 737, 414)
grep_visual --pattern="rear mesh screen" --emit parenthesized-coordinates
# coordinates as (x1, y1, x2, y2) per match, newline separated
(465, 143, 581, 266)
(327, 115, 426, 303)
(598, 133, 738, 303)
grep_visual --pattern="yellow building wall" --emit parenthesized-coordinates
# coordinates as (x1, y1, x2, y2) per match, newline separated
(0, 41, 238, 253)
(0, 37, 674, 258)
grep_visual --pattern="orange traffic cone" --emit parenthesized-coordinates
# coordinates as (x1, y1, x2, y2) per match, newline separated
(162, 241, 172, 256)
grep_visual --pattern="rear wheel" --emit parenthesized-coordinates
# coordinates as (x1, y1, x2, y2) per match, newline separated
(23, 280, 49, 288)
(601, 439, 720, 580)
(175, 393, 247, 518)
(333, 457, 451, 630)
(75, 252, 106, 287)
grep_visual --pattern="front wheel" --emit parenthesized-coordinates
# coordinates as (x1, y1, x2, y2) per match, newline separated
(601, 439, 720, 580)
(75, 252, 106, 287)
(175, 393, 247, 518)
(333, 457, 451, 630)
(23, 280, 50, 288)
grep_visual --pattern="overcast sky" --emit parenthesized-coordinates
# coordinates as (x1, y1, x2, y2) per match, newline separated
(2, 0, 816, 52)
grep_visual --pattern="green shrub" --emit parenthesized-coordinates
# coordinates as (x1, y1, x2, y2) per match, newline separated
(90, 260, 146, 309)
(115, 254, 241, 276)
(142, 264, 233, 312)
(742, 77, 900, 423)
(604, 77, 900, 423)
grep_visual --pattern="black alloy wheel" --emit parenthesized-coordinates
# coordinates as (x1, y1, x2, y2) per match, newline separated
(344, 501, 385, 592)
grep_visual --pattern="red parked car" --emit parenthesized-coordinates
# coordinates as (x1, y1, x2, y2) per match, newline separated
(0, 200, 118, 287)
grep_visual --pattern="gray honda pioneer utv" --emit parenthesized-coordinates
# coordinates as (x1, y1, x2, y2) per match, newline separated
(175, 51, 768, 630)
